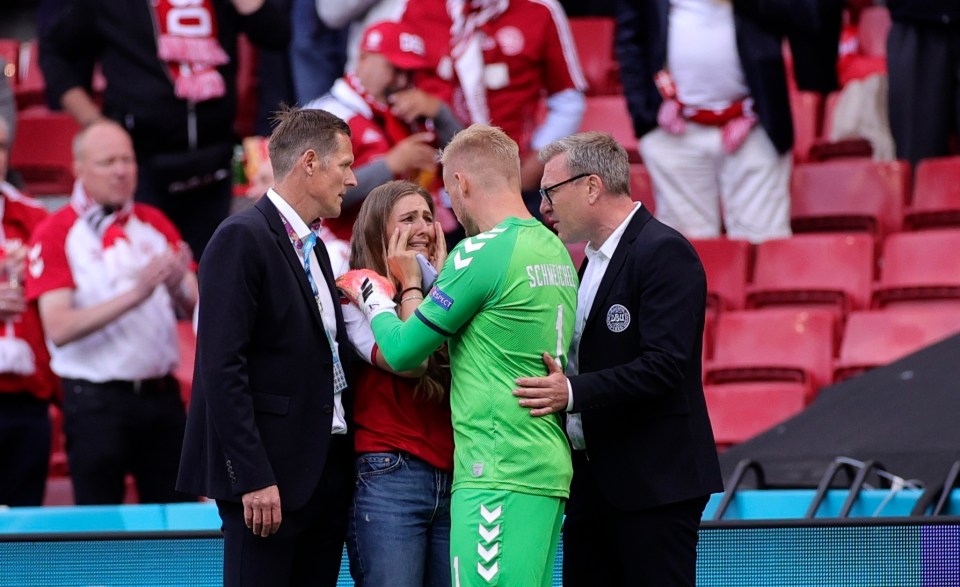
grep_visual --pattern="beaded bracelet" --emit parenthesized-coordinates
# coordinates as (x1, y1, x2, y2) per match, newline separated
(400, 295, 424, 304)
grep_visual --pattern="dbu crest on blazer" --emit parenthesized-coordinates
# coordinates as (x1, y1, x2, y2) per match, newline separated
(606, 304, 630, 333)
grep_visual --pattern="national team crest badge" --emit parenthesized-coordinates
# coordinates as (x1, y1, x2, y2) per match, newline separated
(606, 304, 630, 333)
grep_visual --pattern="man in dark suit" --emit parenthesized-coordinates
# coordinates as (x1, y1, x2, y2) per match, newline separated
(514, 131, 723, 586)
(177, 107, 358, 587)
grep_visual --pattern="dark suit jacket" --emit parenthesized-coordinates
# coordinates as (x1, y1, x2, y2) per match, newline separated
(177, 196, 354, 511)
(614, 0, 841, 154)
(570, 206, 722, 511)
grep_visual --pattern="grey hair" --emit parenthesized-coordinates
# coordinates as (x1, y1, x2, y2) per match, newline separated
(539, 131, 631, 196)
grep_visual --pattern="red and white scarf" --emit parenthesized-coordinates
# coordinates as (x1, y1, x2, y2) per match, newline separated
(344, 73, 413, 147)
(446, 0, 508, 124)
(70, 181, 134, 250)
(152, 0, 230, 102)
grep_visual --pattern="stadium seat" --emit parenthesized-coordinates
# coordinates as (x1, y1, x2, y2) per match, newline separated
(234, 34, 259, 139)
(564, 240, 586, 269)
(872, 229, 960, 309)
(790, 90, 821, 163)
(48, 404, 68, 477)
(834, 307, 960, 381)
(903, 156, 960, 230)
(790, 159, 910, 245)
(9, 107, 80, 196)
(15, 39, 46, 110)
(578, 95, 641, 162)
(175, 320, 197, 408)
(569, 17, 620, 96)
(807, 90, 873, 162)
(746, 233, 875, 321)
(629, 163, 655, 213)
(705, 308, 836, 399)
(858, 6, 891, 58)
(690, 238, 752, 312)
(704, 382, 807, 448)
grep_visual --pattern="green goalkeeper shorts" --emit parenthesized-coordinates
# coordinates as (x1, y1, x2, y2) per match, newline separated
(450, 488, 564, 587)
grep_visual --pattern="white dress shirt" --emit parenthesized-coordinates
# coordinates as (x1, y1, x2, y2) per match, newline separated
(566, 202, 642, 449)
(266, 189, 347, 434)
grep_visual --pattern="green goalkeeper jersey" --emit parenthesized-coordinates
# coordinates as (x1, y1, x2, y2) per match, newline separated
(371, 217, 577, 497)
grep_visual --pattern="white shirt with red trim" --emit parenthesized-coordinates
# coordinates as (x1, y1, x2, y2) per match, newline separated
(26, 202, 182, 382)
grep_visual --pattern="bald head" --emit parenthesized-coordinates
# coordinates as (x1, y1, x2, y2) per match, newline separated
(72, 120, 138, 207)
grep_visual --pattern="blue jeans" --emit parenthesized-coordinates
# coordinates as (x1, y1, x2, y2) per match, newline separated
(347, 452, 452, 587)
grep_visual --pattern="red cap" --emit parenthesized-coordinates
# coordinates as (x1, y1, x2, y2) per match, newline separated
(360, 21, 430, 71)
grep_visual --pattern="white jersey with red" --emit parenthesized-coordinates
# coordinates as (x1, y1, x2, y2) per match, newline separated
(305, 78, 394, 240)
(25, 201, 182, 382)
(403, 0, 586, 155)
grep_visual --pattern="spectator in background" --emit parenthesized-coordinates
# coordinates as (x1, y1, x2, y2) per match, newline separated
(343, 180, 453, 587)
(39, 0, 290, 259)
(316, 0, 407, 73)
(617, 0, 840, 243)
(401, 0, 588, 216)
(887, 0, 960, 167)
(25, 120, 197, 505)
(515, 131, 722, 586)
(292, 0, 347, 103)
(0, 116, 59, 507)
(306, 21, 463, 242)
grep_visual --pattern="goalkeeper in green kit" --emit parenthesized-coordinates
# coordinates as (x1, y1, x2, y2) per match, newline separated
(338, 124, 577, 587)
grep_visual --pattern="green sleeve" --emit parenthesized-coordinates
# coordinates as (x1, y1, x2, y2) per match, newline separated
(370, 311, 447, 372)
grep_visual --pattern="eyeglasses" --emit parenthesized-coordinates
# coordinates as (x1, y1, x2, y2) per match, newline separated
(539, 173, 591, 206)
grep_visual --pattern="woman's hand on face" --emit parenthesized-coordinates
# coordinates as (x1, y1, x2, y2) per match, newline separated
(431, 221, 447, 274)
(386, 224, 422, 290)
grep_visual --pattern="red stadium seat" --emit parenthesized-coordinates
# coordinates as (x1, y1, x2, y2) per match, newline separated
(48, 404, 68, 477)
(705, 308, 835, 398)
(9, 107, 80, 196)
(690, 238, 752, 312)
(790, 90, 821, 163)
(578, 95, 641, 162)
(872, 229, 960, 309)
(904, 156, 960, 230)
(790, 159, 910, 244)
(834, 307, 960, 381)
(629, 163, 655, 213)
(234, 34, 259, 139)
(808, 90, 873, 162)
(15, 39, 46, 110)
(746, 233, 875, 320)
(175, 320, 197, 408)
(704, 382, 807, 448)
(569, 17, 620, 96)
(858, 6, 891, 58)
(565, 241, 586, 270)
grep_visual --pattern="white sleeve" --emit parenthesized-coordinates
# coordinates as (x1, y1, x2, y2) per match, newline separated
(342, 302, 379, 364)
(531, 88, 586, 151)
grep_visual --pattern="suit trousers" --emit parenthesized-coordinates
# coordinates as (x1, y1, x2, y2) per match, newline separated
(641, 124, 792, 243)
(887, 19, 960, 167)
(562, 450, 709, 587)
(217, 434, 354, 587)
